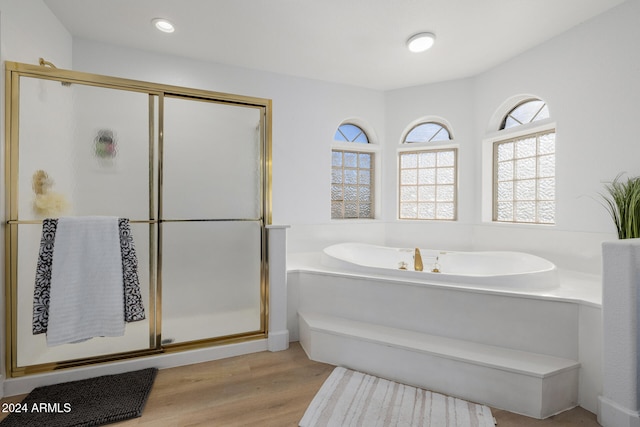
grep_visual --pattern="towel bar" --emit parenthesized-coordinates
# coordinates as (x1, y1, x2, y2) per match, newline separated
(5, 219, 160, 225)
(6, 218, 262, 225)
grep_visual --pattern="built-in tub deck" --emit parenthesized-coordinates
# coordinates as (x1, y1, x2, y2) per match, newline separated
(287, 250, 602, 419)
(322, 242, 562, 291)
(289, 251, 602, 307)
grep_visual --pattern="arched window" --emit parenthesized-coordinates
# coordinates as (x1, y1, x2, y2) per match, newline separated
(493, 98, 555, 224)
(399, 120, 456, 221)
(405, 122, 451, 143)
(500, 99, 549, 130)
(332, 123, 374, 219)
(334, 123, 369, 143)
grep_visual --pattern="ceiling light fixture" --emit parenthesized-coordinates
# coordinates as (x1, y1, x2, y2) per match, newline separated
(152, 18, 175, 33)
(406, 32, 436, 53)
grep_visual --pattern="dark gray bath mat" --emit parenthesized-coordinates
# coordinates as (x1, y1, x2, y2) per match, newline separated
(0, 367, 157, 427)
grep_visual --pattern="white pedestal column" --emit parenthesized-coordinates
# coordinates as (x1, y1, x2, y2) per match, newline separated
(599, 239, 640, 427)
(266, 225, 290, 352)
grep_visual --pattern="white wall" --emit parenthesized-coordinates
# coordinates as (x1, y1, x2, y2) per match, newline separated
(70, 40, 386, 228)
(473, 0, 640, 235)
(0, 0, 73, 394)
(383, 78, 478, 253)
(382, 0, 639, 272)
(69, 39, 389, 253)
(384, 78, 476, 223)
(470, 0, 638, 271)
(0, 0, 71, 66)
(44, 0, 639, 266)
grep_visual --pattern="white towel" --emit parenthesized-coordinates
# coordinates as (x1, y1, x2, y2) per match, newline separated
(47, 216, 125, 346)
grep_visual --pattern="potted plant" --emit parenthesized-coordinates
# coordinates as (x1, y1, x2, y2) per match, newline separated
(601, 174, 640, 239)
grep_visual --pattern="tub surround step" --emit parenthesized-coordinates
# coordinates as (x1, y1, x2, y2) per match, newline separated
(298, 311, 580, 419)
(299, 311, 577, 378)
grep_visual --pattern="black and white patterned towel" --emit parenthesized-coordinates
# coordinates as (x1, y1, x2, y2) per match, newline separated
(32, 218, 146, 335)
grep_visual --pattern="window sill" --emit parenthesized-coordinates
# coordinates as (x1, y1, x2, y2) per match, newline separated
(483, 220, 556, 229)
(330, 218, 379, 223)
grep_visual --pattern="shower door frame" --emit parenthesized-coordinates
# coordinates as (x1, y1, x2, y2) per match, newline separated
(3, 61, 272, 377)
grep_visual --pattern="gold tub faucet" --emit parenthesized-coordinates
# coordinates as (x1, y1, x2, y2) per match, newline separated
(414, 248, 423, 271)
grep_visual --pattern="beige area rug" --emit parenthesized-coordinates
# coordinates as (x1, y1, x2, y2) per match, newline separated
(300, 367, 495, 427)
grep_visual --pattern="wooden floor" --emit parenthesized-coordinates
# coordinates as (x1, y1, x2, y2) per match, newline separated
(0, 342, 600, 426)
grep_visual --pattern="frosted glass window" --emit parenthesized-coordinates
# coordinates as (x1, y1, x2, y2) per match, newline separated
(493, 130, 556, 224)
(501, 100, 549, 130)
(18, 78, 150, 220)
(163, 97, 261, 219)
(334, 123, 369, 143)
(405, 122, 451, 143)
(162, 221, 262, 344)
(332, 150, 374, 219)
(399, 149, 457, 220)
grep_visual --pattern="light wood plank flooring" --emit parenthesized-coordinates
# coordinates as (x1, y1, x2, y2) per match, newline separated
(0, 342, 600, 426)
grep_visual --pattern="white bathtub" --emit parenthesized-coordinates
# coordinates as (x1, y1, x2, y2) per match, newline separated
(321, 242, 559, 290)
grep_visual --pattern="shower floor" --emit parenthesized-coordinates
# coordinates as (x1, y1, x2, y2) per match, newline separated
(161, 308, 261, 345)
(17, 308, 260, 368)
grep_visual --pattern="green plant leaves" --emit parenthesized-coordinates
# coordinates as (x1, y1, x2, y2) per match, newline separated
(601, 174, 640, 239)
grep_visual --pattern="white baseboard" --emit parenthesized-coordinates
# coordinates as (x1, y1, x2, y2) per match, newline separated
(267, 330, 289, 351)
(598, 396, 640, 427)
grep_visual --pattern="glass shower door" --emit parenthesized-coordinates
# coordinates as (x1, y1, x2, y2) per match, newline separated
(5, 60, 272, 376)
(161, 96, 265, 345)
(12, 77, 156, 370)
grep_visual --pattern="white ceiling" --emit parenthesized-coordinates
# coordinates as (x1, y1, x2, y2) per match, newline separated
(43, 0, 626, 90)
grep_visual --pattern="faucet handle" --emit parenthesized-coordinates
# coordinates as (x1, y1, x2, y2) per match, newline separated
(431, 256, 441, 273)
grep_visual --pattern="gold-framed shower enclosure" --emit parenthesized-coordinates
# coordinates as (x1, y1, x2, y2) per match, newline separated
(4, 60, 273, 377)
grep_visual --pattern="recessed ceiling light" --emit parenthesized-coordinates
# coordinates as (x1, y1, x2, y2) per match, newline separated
(152, 18, 175, 33)
(406, 32, 436, 53)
